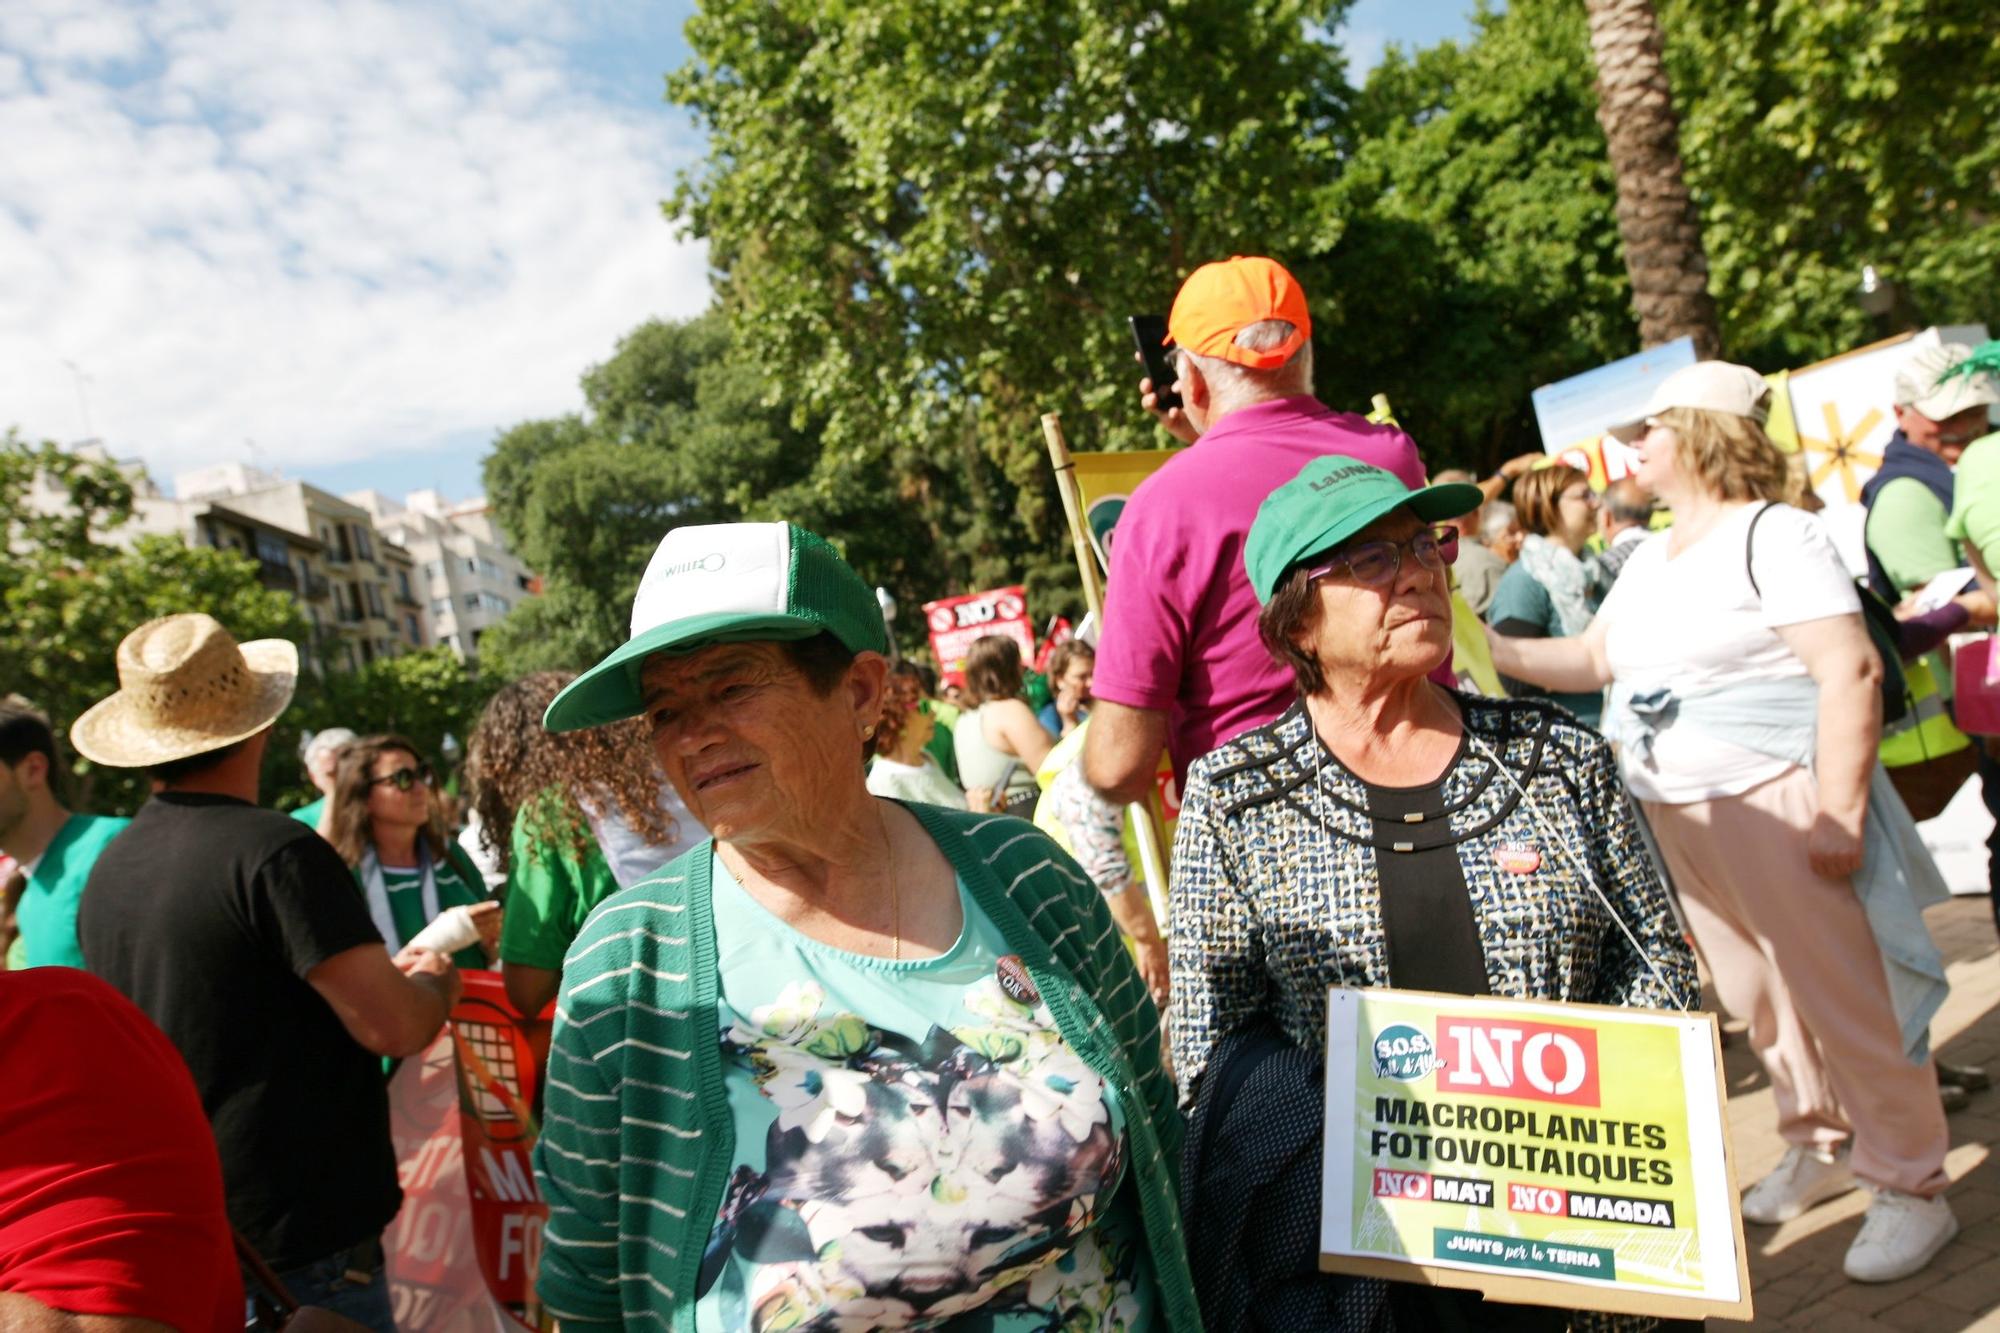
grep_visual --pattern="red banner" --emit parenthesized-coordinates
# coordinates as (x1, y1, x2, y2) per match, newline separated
(923, 585, 1034, 686)
(384, 971, 553, 1331)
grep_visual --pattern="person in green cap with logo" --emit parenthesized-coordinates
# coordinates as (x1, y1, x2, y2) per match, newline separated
(1169, 459, 1697, 1328)
(530, 521, 1200, 1330)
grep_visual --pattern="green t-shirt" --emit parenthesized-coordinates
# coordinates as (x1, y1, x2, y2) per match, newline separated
(1945, 432, 2000, 573)
(364, 848, 489, 969)
(496, 795, 621, 971)
(1485, 564, 1603, 726)
(922, 698, 962, 784)
(288, 794, 327, 827)
(698, 849, 1154, 1331)
(1866, 475, 1960, 596)
(12, 813, 130, 969)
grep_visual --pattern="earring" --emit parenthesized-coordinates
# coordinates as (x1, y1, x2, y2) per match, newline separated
(862, 724, 876, 739)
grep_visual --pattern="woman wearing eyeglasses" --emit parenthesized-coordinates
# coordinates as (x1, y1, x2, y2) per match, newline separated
(326, 734, 498, 969)
(1170, 459, 1696, 1330)
(1486, 462, 1607, 726)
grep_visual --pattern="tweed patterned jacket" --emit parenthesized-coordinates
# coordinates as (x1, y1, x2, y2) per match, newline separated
(1168, 693, 1699, 1102)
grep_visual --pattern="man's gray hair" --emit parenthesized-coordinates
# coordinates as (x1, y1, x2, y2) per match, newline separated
(1181, 319, 1313, 398)
(1603, 478, 1657, 528)
(1479, 500, 1519, 545)
(302, 727, 358, 764)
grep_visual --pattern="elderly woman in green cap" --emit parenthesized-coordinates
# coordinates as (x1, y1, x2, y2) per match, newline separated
(530, 522, 1198, 1331)
(1170, 460, 1697, 1329)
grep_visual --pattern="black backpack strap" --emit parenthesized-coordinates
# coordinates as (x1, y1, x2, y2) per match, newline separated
(1744, 501, 1778, 600)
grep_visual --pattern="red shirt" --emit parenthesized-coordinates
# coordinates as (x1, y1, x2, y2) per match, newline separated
(0, 969, 241, 1331)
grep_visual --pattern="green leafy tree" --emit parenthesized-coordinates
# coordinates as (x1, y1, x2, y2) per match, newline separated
(482, 313, 958, 672)
(3, 534, 308, 815)
(667, 0, 1356, 615)
(1314, 2, 1636, 462)
(1660, 0, 2000, 367)
(0, 429, 134, 572)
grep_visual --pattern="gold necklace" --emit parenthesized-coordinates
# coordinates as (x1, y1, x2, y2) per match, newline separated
(877, 802, 901, 961)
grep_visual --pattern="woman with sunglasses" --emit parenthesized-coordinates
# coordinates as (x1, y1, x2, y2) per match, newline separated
(1170, 459, 1695, 1330)
(326, 734, 498, 969)
(1486, 462, 1607, 726)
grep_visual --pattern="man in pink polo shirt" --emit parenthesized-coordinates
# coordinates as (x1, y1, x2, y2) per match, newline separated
(1084, 255, 1426, 802)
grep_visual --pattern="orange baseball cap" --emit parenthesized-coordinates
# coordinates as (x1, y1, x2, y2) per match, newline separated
(1166, 255, 1311, 370)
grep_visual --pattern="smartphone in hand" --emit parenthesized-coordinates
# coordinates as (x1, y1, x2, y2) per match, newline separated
(1128, 314, 1182, 413)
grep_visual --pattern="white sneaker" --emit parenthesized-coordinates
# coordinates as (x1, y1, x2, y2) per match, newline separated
(1844, 1189, 1958, 1282)
(1741, 1145, 1857, 1224)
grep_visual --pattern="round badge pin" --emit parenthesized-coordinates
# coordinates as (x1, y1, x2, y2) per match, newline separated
(996, 954, 1041, 1006)
(1492, 841, 1542, 875)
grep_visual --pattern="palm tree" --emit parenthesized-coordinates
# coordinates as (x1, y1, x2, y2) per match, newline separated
(1583, 0, 1721, 359)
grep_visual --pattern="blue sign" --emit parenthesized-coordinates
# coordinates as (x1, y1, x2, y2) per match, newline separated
(1530, 337, 1698, 453)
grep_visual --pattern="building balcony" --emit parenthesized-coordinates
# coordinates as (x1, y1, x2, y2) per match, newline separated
(256, 559, 298, 592)
(302, 573, 331, 600)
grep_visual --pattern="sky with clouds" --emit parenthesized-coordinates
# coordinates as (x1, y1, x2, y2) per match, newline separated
(2, 1, 1478, 504)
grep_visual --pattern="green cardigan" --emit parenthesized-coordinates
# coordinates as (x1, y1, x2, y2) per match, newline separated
(531, 802, 1201, 1330)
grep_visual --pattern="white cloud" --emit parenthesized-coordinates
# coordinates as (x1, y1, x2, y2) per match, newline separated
(0, 0, 708, 480)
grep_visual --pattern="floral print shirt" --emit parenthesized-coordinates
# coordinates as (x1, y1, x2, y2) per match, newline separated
(698, 851, 1156, 1332)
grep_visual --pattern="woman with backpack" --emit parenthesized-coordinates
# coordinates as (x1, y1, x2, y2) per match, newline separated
(1485, 361, 1958, 1285)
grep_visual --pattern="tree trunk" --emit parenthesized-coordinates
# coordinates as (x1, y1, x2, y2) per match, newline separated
(1584, 0, 1721, 359)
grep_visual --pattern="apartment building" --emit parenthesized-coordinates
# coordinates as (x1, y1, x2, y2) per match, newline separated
(176, 464, 419, 672)
(345, 489, 536, 665)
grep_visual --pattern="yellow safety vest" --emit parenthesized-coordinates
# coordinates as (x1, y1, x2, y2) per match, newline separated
(1880, 652, 1972, 767)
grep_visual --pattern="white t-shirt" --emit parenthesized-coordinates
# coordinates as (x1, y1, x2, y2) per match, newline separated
(865, 754, 969, 809)
(1598, 502, 1860, 804)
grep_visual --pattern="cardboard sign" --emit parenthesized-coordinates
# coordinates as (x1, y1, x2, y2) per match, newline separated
(924, 585, 1035, 686)
(1320, 988, 1750, 1322)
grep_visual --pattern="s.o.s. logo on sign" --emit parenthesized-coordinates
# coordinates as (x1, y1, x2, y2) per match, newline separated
(1436, 1016, 1601, 1108)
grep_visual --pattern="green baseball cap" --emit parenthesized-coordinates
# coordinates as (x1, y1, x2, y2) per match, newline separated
(1244, 458, 1484, 604)
(544, 522, 889, 732)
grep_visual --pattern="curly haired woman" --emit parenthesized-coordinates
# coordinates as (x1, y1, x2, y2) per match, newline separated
(465, 671, 696, 1015)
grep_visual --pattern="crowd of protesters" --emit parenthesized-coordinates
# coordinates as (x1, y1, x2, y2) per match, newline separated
(2, 253, 1999, 1332)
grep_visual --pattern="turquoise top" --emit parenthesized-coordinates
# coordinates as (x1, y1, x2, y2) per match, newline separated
(13, 813, 130, 969)
(532, 803, 1197, 1331)
(698, 849, 1153, 1330)
(288, 795, 327, 827)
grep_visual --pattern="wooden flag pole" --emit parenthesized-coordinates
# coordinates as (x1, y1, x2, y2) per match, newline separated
(1041, 411, 1172, 923)
(1041, 413, 1106, 623)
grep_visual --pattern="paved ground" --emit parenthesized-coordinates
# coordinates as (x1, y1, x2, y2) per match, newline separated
(1726, 895, 2000, 1330)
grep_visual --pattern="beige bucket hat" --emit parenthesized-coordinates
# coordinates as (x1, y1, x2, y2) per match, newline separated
(71, 613, 298, 768)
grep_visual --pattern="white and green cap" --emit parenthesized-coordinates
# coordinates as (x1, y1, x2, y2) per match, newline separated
(543, 522, 888, 733)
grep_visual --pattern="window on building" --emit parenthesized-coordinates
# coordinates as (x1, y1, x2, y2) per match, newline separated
(430, 597, 452, 619)
(354, 526, 375, 561)
(395, 569, 412, 600)
(425, 561, 445, 581)
(479, 558, 503, 582)
(364, 584, 385, 618)
(405, 614, 422, 644)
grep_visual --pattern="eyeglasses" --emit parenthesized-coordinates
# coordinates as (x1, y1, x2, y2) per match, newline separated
(368, 764, 434, 792)
(1560, 487, 1600, 508)
(1304, 526, 1458, 588)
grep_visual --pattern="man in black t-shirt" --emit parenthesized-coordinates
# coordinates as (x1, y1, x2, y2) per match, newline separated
(71, 614, 461, 1333)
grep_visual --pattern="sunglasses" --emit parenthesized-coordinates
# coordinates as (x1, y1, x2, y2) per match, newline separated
(1305, 526, 1459, 588)
(368, 764, 434, 792)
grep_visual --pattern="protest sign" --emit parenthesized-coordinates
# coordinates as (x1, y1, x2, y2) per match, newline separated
(1067, 448, 1181, 576)
(383, 970, 552, 1331)
(1320, 988, 1750, 1322)
(924, 585, 1035, 687)
(450, 972, 554, 1318)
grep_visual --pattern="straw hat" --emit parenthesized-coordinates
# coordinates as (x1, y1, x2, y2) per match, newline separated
(71, 614, 298, 768)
